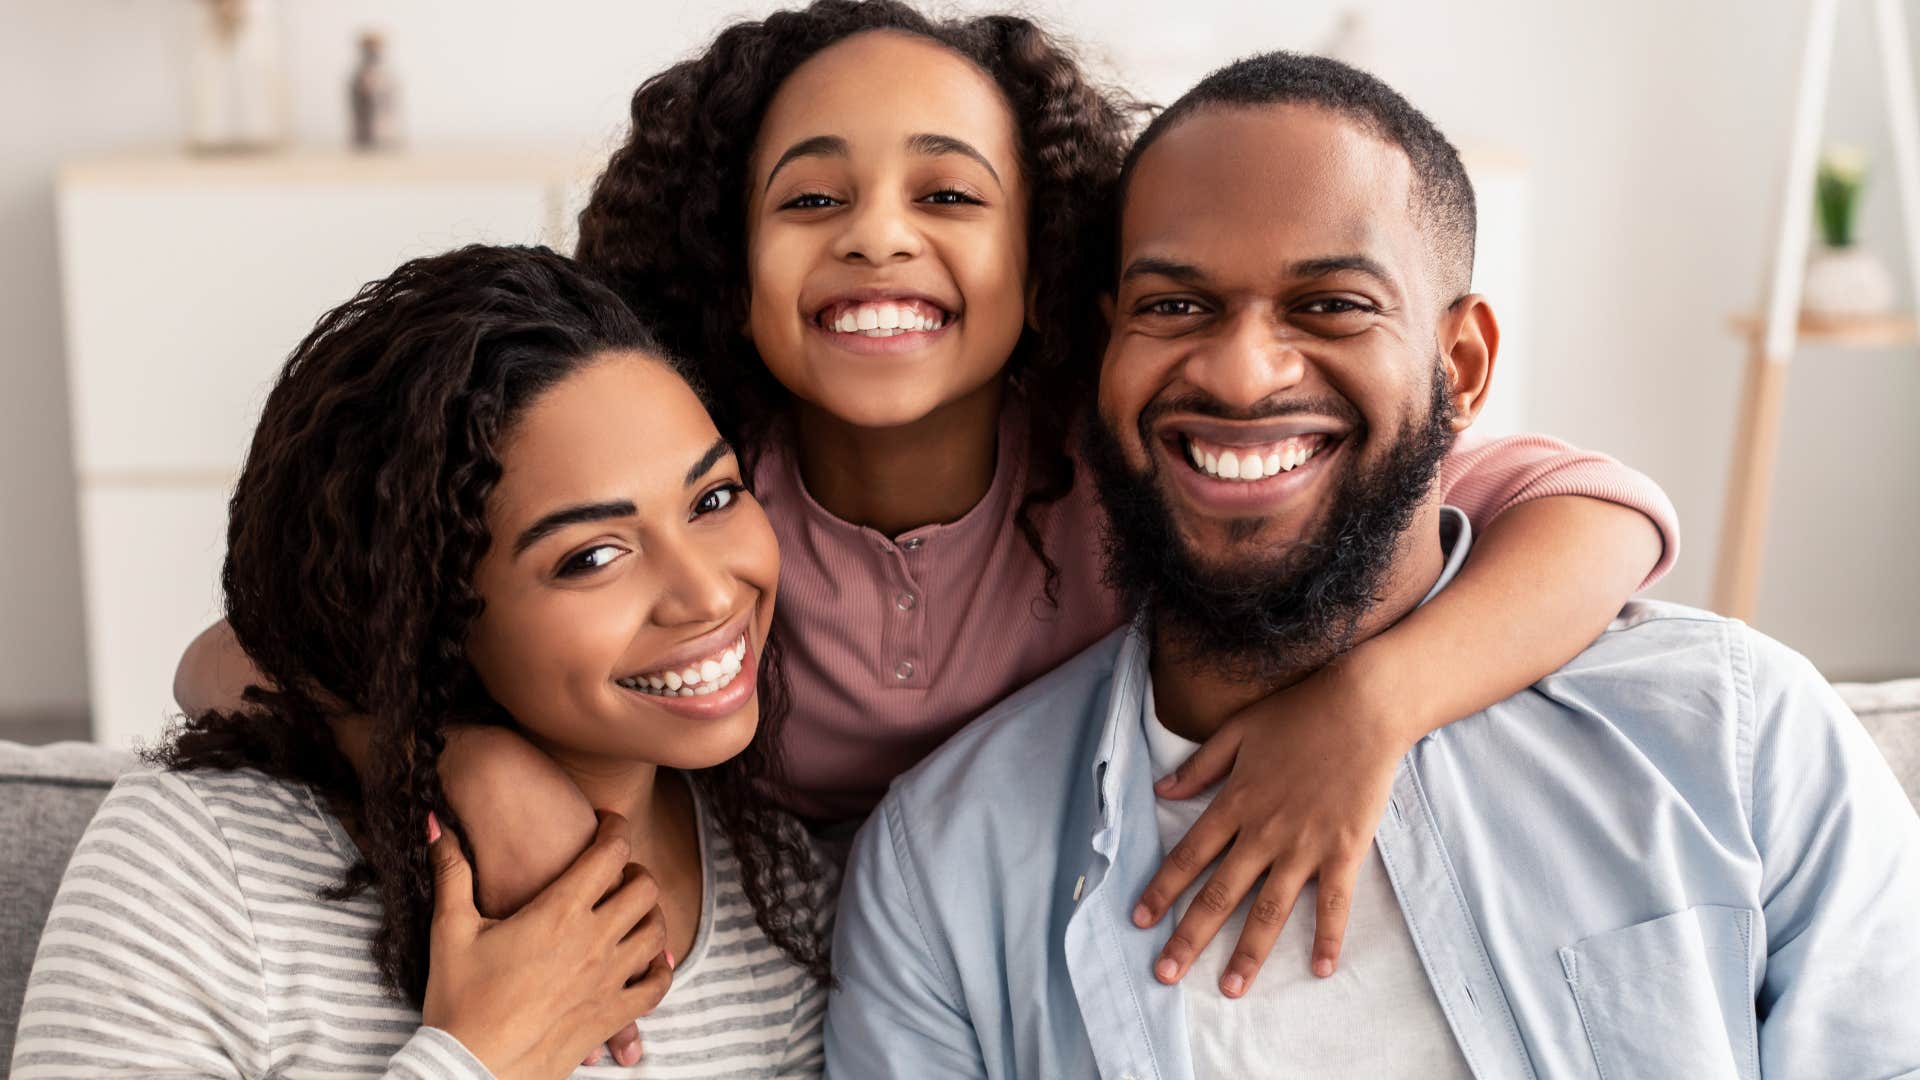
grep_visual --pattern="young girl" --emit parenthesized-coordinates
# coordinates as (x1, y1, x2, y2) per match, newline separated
(179, 0, 1679, 996)
(26, 246, 829, 1078)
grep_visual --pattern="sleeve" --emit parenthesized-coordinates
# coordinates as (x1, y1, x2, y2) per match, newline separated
(1742, 632, 1920, 1078)
(1437, 430, 1680, 590)
(822, 799, 987, 1079)
(8, 771, 494, 1080)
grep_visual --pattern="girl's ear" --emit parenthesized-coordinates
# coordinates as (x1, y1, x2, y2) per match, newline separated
(1099, 293, 1115, 331)
(1439, 295, 1498, 431)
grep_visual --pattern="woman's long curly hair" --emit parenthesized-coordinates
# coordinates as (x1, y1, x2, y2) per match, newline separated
(576, 0, 1137, 602)
(148, 245, 830, 1002)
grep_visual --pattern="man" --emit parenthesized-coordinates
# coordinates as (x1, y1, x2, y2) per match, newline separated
(823, 51, 1920, 1079)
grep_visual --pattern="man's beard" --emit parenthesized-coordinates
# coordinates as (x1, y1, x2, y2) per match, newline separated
(1081, 369, 1456, 682)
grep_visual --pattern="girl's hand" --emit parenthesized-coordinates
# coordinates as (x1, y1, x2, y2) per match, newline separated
(422, 810, 672, 1079)
(1132, 652, 1417, 997)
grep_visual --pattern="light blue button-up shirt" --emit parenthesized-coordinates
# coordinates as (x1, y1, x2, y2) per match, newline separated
(825, 515, 1920, 1079)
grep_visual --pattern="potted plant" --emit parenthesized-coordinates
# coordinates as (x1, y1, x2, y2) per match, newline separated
(1803, 144, 1896, 319)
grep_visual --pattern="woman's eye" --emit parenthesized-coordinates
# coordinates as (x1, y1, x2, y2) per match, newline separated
(780, 193, 840, 211)
(694, 482, 746, 517)
(558, 544, 623, 578)
(922, 188, 983, 206)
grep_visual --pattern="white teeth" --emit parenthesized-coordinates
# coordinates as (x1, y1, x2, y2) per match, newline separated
(1185, 437, 1325, 482)
(825, 301, 947, 337)
(878, 304, 900, 329)
(622, 636, 750, 697)
(838, 311, 858, 333)
(856, 307, 879, 330)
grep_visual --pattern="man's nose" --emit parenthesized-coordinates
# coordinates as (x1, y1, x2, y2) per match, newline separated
(1182, 307, 1307, 409)
(833, 196, 923, 264)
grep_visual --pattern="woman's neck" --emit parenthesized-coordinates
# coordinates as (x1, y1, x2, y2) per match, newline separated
(792, 377, 1005, 536)
(543, 753, 690, 865)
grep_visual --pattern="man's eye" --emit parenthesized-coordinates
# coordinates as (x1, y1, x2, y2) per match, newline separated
(780, 193, 840, 210)
(922, 188, 983, 206)
(1142, 299, 1204, 317)
(559, 545, 623, 578)
(695, 483, 746, 517)
(1300, 298, 1375, 315)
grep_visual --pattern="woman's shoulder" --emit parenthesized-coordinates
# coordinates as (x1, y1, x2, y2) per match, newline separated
(96, 766, 359, 873)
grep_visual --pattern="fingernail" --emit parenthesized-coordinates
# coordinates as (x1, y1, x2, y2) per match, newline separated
(1153, 773, 1176, 791)
(618, 1042, 642, 1066)
(1314, 958, 1334, 978)
(1131, 904, 1152, 928)
(1155, 957, 1178, 982)
(583, 1047, 604, 1066)
(1222, 973, 1245, 996)
(665, 948, 676, 971)
(426, 812, 441, 844)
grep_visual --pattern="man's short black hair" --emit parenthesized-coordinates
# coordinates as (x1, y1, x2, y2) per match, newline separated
(1118, 51, 1477, 299)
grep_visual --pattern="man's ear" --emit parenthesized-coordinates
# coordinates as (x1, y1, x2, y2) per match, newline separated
(1439, 295, 1498, 431)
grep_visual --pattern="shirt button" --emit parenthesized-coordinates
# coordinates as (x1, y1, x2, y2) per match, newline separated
(896, 592, 917, 612)
(894, 660, 916, 680)
(901, 537, 924, 551)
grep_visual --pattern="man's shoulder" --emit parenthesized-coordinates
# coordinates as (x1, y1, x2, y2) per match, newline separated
(878, 626, 1130, 837)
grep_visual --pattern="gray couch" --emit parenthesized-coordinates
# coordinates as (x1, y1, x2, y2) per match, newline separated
(5, 681, 1919, 1071)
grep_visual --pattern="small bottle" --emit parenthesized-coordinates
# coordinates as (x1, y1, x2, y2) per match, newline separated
(348, 31, 399, 151)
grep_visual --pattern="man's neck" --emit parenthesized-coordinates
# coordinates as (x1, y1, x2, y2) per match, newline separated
(1150, 504, 1451, 743)
(791, 378, 1004, 536)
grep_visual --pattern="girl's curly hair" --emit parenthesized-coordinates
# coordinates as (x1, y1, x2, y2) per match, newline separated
(148, 244, 830, 1002)
(576, 0, 1137, 602)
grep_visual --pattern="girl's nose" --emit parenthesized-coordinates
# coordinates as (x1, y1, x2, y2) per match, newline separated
(833, 197, 923, 264)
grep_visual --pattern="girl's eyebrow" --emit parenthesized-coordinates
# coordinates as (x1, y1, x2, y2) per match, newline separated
(684, 437, 734, 486)
(763, 132, 1003, 192)
(905, 133, 1002, 189)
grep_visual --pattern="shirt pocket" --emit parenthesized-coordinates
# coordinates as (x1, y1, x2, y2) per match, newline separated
(1558, 905, 1759, 1080)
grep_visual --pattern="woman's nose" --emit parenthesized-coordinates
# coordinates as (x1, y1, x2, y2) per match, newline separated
(650, 536, 736, 628)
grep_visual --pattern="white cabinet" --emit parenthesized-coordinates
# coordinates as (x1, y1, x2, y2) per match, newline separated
(58, 148, 588, 749)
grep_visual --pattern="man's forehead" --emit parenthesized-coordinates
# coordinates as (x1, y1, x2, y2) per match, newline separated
(1119, 103, 1420, 283)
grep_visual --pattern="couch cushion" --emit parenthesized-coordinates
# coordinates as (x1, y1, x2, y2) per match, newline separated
(1837, 678, 1920, 810)
(1, 740, 139, 1070)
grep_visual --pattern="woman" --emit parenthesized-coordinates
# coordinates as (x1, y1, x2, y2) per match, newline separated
(12, 245, 830, 1079)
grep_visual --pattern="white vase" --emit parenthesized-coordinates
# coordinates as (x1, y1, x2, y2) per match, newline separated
(1803, 244, 1897, 319)
(186, 0, 289, 153)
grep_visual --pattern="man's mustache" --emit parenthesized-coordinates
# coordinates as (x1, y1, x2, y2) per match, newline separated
(1133, 392, 1366, 452)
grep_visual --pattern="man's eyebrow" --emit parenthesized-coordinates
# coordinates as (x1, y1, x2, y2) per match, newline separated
(906, 133, 1002, 190)
(1289, 254, 1396, 286)
(684, 437, 734, 487)
(765, 134, 849, 190)
(514, 501, 637, 556)
(1120, 256, 1207, 286)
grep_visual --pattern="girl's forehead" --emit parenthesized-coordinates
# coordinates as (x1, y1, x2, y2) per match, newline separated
(754, 31, 1019, 173)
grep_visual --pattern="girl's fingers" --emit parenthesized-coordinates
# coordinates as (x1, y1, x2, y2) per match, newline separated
(1134, 803, 1237, 927)
(1219, 868, 1313, 998)
(1153, 724, 1245, 800)
(1150, 846, 1270, 986)
(1310, 855, 1366, 979)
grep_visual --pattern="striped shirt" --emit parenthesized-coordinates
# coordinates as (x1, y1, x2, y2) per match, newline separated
(757, 402, 1683, 820)
(12, 768, 830, 1079)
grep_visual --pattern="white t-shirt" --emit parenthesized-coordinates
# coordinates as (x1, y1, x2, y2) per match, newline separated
(1143, 508, 1476, 1078)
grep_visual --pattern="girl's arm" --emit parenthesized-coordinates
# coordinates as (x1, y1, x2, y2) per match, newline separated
(1134, 434, 1675, 998)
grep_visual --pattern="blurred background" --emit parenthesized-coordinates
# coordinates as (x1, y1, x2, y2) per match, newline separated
(2, 0, 1915, 748)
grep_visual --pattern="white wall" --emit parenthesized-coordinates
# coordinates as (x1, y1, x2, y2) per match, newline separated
(1, 0, 1915, 726)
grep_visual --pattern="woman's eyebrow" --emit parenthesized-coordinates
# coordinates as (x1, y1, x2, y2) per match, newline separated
(906, 133, 1002, 190)
(514, 501, 637, 556)
(765, 135, 848, 190)
(684, 437, 734, 487)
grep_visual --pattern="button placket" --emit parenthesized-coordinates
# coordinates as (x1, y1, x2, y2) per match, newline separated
(880, 536, 929, 689)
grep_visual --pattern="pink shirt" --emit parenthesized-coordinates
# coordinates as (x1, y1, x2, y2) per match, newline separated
(753, 409, 1679, 820)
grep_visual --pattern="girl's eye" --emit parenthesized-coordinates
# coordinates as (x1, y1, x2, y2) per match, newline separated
(558, 544, 624, 578)
(780, 192, 840, 211)
(694, 482, 747, 517)
(922, 188, 984, 206)
(1299, 298, 1377, 316)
